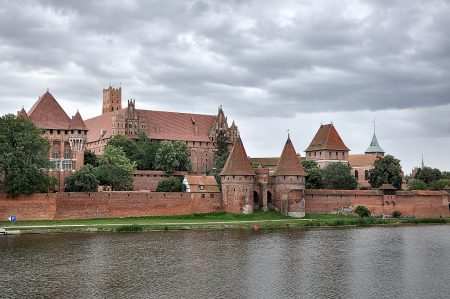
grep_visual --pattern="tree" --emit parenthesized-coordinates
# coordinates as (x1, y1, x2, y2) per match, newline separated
(442, 171, 450, 179)
(107, 134, 138, 162)
(95, 145, 136, 191)
(414, 167, 442, 185)
(64, 165, 99, 192)
(429, 179, 450, 191)
(0, 114, 54, 196)
(84, 151, 99, 167)
(135, 131, 159, 170)
(213, 130, 230, 184)
(156, 177, 183, 192)
(369, 155, 403, 189)
(155, 141, 192, 175)
(355, 206, 371, 217)
(301, 160, 323, 189)
(407, 179, 428, 191)
(322, 162, 357, 190)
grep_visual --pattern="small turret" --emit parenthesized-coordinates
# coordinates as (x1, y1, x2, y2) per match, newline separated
(365, 121, 384, 156)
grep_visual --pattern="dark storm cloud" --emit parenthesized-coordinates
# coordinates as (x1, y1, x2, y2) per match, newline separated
(1, 0, 449, 171)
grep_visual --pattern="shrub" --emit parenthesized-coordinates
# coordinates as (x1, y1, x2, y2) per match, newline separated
(116, 224, 143, 232)
(355, 206, 371, 217)
(392, 211, 402, 218)
(156, 177, 183, 192)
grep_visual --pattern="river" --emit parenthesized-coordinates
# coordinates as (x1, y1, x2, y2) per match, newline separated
(1, 225, 449, 298)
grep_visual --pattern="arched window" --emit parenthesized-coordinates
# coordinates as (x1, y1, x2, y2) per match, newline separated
(354, 170, 359, 179)
(365, 170, 369, 181)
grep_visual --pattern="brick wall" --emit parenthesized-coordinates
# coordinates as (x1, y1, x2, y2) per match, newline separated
(0, 192, 222, 221)
(305, 189, 450, 218)
(132, 170, 187, 191)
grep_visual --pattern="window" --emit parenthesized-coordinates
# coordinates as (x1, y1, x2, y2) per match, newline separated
(201, 194, 205, 198)
(53, 149, 59, 159)
(329, 151, 331, 156)
(365, 170, 369, 181)
(199, 185, 204, 190)
(354, 170, 359, 179)
(64, 148, 70, 159)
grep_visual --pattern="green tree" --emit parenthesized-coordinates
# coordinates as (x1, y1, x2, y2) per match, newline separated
(301, 160, 323, 189)
(107, 134, 138, 162)
(441, 171, 450, 179)
(0, 114, 54, 196)
(355, 206, 371, 217)
(155, 141, 192, 175)
(135, 131, 159, 170)
(414, 167, 442, 185)
(407, 179, 428, 191)
(156, 176, 183, 192)
(95, 145, 136, 191)
(84, 150, 99, 167)
(429, 179, 450, 191)
(64, 165, 99, 192)
(322, 162, 357, 190)
(369, 155, 403, 189)
(213, 131, 229, 184)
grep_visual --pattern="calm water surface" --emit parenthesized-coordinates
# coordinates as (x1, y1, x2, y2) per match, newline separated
(1, 226, 450, 298)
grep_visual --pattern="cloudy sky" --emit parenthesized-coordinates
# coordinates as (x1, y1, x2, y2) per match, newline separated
(1, 0, 449, 173)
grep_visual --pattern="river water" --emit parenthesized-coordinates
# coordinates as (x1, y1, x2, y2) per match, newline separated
(1, 225, 449, 298)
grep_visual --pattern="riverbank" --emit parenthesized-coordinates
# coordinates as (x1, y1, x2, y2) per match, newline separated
(1, 212, 449, 234)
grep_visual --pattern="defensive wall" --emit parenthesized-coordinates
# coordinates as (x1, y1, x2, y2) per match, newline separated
(0, 192, 222, 221)
(0, 190, 449, 221)
(305, 189, 450, 218)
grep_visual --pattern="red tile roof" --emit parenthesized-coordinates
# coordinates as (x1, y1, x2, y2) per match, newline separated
(220, 138, 255, 176)
(28, 91, 72, 129)
(84, 111, 114, 142)
(274, 137, 307, 176)
(348, 154, 378, 167)
(68, 111, 88, 130)
(305, 124, 349, 152)
(141, 110, 215, 142)
(184, 175, 220, 193)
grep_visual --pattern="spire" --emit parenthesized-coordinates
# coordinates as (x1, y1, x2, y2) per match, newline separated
(365, 122, 384, 155)
(220, 137, 255, 176)
(421, 153, 425, 169)
(274, 136, 307, 176)
(68, 111, 88, 130)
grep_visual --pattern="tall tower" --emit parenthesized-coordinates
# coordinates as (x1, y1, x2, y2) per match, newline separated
(102, 86, 122, 114)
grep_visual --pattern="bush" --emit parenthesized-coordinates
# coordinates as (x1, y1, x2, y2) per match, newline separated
(116, 224, 143, 232)
(64, 165, 99, 192)
(392, 211, 402, 218)
(407, 179, 428, 191)
(355, 206, 371, 217)
(156, 177, 183, 192)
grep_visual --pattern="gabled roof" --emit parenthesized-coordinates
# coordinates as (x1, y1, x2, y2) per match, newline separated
(305, 124, 349, 152)
(348, 154, 378, 167)
(274, 137, 307, 176)
(28, 91, 72, 129)
(68, 111, 88, 130)
(365, 132, 384, 154)
(220, 137, 255, 176)
(184, 175, 220, 193)
(85, 111, 115, 142)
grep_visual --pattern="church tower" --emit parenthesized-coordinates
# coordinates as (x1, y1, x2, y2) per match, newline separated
(364, 122, 384, 156)
(102, 86, 122, 114)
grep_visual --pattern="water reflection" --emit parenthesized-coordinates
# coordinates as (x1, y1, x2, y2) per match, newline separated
(1, 226, 450, 298)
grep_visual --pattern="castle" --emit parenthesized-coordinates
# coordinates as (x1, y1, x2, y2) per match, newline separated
(85, 87, 238, 174)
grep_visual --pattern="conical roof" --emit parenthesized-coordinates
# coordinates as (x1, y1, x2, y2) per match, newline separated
(220, 137, 255, 176)
(28, 91, 71, 129)
(18, 107, 28, 118)
(365, 132, 384, 154)
(68, 111, 88, 130)
(305, 124, 349, 151)
(274, 137, 307, 176)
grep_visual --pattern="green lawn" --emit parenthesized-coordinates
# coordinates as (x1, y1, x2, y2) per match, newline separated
(1, 212, 448, 234)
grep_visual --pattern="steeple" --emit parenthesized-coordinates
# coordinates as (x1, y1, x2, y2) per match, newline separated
(274, 135, 306, 176)
(421, 154, 425, 169)
(220, 137, 255, 176)
(365, 121, 384, 156)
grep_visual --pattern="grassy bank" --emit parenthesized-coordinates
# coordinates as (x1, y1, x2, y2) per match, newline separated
(1, 212, 449, 234)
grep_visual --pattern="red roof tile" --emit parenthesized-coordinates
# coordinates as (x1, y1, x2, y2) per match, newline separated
(305, 124, 349, 151)
(28, 91, 71, 129)
(274, 137, 307, 176)
(184, 175, 220, 192)
(84, 112, 115, 142)
(220, 138, 255, 176)
(68, 111, 88, 130)
(348, 154, 378, 167)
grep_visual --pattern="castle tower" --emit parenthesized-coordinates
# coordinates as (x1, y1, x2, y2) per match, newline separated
(220, 137, 256, 214)
(365, 121, 384, 156)
(305, 123, 350, 168)
(102, 86, 122, 114)
(273, 136, 307, 217)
